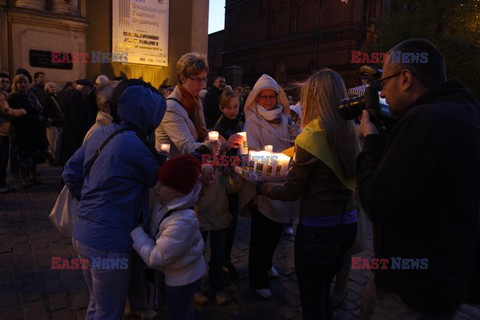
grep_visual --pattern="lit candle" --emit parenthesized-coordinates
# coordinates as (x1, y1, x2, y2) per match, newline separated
(238, 132, 248, 154)
(277, 153, 291, 176)
(160, 144, 170, 154)
(266, 152, 278, 176)
(208, 131, 219, 141)
(254, 151, 270, 176)
(264, 145, 273, 152)
(247, 151, 256, 172)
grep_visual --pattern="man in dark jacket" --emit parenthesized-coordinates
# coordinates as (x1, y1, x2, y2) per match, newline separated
(59, 79, 94, 165)
(31, 71, 47, 106)
(203, 74, 226, 128)
(357, 38, 480, 319)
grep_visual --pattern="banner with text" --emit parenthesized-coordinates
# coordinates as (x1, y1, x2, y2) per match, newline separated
(112, 0, 169, 66)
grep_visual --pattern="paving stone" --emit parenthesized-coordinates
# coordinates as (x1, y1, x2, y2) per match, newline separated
(22, 301, 49, 320)
(0, 304, 23, 320)
(48, 292, 70, 311)
(19, 290, 43, 303)
(277, 290, 301, 307)
(13, 243, 29, 255)
(0, 252, 14, 266)
(43, 278, 65, 294)
(76, 308, 87, 320)
(52, 308, 76, 320)
(15, 265, 36, 279)
(276, 305, 298, 319)
(0, 241, 13, 253)
(280, 279, 300, 296)
(70, 293, 89, 311)
(0, 290, 18, 306)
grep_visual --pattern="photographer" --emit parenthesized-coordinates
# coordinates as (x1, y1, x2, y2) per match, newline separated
(357, 38, 480, 319)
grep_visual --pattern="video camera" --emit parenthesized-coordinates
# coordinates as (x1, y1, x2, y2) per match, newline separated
(337, 65, 397, 129)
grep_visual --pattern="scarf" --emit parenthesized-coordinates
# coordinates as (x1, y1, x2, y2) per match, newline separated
(294, 118, 355, 190)
(257, 104, 283, 124)
(178, 84, 208, 142)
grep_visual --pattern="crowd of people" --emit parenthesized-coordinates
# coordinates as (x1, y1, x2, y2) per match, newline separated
(1, 38, 480, 320)
(0, 69, 126, 190)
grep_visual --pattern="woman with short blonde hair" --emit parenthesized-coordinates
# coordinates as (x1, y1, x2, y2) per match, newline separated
(155, 52, 241, 157)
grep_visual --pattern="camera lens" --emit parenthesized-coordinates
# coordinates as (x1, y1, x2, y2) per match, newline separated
(337, 95, 366, 120)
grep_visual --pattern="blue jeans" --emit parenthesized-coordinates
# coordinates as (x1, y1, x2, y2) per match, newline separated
(166, 278, 202, 320)
(73, 238, 132, 320)
(295, 222, 357, 320)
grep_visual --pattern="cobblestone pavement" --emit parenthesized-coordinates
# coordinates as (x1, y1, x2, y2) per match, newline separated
(1, 165, 480, 320)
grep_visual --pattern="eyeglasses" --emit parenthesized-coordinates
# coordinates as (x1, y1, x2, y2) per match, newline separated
(187, 76, 207, 83)
(372, 72, 401, 89)
(258, 95, 278, 101)
(0, 80, 9, 84)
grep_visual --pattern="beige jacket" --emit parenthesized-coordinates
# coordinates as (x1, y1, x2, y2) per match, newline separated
(83, 111, 113, 143)
(196, 170, 232, 231)
(243, 74, 299, 223)
(155, 86, 207, 157)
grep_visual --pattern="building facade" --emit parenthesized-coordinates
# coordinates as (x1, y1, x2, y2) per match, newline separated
(210, 0, 387, 90)
(0, 0, 208, 88)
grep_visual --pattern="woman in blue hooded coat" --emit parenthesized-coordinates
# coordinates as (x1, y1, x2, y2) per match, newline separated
(63, 80, 167, 320)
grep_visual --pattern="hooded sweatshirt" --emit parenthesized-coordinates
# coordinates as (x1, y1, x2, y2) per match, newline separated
(243, 74, 299, 223)
(131, 182, 206, 287)
(63, 85, 166, 253)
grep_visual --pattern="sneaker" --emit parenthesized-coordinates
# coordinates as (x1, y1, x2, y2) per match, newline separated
(215, 291, 231, 305)
(267, 266, 280, 278)
(193, 291, 208, 304)
(255, 288, 272, 299)
(284, 226, 294, 236)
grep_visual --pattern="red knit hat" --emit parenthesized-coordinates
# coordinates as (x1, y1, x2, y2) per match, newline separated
(156, 155, 201, 194)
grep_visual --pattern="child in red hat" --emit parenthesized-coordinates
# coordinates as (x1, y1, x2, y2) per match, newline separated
(131, 155, 205, 320)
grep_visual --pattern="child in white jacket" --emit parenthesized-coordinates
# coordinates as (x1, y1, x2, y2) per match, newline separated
(131, 155, 205, 320)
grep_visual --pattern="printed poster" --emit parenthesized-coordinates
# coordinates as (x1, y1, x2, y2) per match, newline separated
(112, 0, 169, 66)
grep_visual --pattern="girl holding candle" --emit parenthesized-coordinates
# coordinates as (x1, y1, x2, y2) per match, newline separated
(257, 69, 359, 320)
(243, 74, 299, 298)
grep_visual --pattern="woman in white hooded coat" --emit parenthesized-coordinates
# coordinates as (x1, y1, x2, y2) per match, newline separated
(244, 74, 299, 298)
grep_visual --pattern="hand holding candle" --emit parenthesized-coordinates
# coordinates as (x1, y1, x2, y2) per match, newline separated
(160, 143, 170, 154)
(237, 132, 248, 154)
(208, 131, 219, 141)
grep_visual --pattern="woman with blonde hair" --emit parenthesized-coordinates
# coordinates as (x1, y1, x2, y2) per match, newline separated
(155, 52, 241, 157)
(258, 68, 359, 319)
